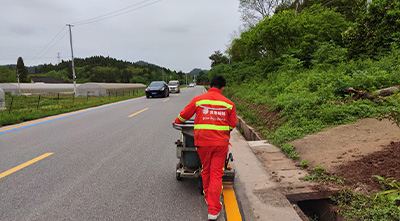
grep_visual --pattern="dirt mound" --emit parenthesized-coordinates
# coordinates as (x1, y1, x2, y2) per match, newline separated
(336, 141, 400, 191)
(288, 118, 400, 191)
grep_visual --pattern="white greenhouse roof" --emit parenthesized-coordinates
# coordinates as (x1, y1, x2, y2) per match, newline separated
(77, 83, 146, 91)
(0, 88, 4, 100)
(0, 88, 4, 109)
(76, 83, 146, 97)
(0, 83, 147, 96)
(0, 83, 77, 94)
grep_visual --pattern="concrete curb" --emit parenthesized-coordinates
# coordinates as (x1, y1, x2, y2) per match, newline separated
(229, 129, 302, 221)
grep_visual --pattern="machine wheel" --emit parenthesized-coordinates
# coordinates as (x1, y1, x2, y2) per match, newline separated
(176, 163, 183, 181)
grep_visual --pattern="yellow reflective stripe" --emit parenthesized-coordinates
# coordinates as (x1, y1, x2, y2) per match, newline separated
(194, 124, 230, 131)
(196, 100, 233, 110)
(229, 126, 234, 130)
(178, 114, 188, 122)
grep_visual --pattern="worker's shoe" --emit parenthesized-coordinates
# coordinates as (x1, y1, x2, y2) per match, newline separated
(208, 212, 220, 220)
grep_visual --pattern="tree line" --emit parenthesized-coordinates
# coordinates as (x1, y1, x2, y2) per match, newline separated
(0, 56, 193, 85)
(35, 56, 187, 85)
(209, 0, 399, 75)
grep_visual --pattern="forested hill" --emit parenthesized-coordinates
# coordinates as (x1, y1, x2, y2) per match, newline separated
(34, 56, 186, 84)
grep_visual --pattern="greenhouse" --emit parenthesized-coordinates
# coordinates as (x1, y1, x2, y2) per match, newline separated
(0, 83, 147, 97)
(0, 88, 5, 110)
(76, 83, 146, 97)
(0, 83, 76, 95)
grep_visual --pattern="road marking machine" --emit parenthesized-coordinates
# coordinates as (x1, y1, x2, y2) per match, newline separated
(173, 120, 235, 193)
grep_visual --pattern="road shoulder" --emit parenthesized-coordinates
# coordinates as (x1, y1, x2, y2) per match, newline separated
(230, 129, 302, 221)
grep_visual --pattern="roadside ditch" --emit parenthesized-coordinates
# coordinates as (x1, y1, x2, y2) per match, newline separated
(236, 116, 342, 220)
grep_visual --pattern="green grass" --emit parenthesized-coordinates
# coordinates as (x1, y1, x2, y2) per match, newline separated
(331, 189, 400, 220)
(1, 91, 145, 127)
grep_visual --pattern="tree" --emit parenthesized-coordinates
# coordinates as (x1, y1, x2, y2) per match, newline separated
(343, 0, 400, 59)
(228, 6, 349, 66)
(275, 0, 368, 22)
(209, 50, 230, 67)
(16, 57, 29, 83)
(0, 66, 17, 83)
(196, 71, 209, 85)
(239, 0, 293, 26)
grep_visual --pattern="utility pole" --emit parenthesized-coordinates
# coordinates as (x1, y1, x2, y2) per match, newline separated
(67, 24, 77, 96)
(16, 69, 21, 94)
(57, 52, 61, 64)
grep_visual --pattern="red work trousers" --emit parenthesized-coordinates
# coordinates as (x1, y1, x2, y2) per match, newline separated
(197, 145, 228, 215)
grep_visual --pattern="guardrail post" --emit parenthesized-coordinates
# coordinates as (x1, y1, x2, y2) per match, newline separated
(37, 95, 41, 109)
(8, 97, 14, 113)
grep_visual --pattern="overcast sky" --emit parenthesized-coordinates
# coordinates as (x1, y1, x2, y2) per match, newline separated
(0, 0, 242, 73)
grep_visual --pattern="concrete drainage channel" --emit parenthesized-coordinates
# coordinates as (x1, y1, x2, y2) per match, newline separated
(236, 116, 342, 220)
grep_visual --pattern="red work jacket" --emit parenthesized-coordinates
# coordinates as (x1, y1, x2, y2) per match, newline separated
(174, 88, 237, 146)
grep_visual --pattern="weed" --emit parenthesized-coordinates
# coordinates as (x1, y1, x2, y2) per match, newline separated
(331, 189, 400, 220)
(280, 144, 299, 160)
(373, 175, 400, 202)
(288, 151, 300, 160)
(302, 166, 345, 185)
(300, 160, 309, 169)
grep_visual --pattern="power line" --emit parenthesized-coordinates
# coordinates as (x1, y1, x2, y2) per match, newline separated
(73, 0, 163, 26)
(34, 30, 69, 63)
(0, 56, 68, 61)
(28, 26, 67, 65)
(73, 0, 152, 25)
(22, 0, 163, 66)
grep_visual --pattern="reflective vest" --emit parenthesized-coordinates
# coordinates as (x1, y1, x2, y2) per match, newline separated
(175, 88, 237, 146)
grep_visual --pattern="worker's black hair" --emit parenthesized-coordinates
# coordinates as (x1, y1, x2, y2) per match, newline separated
(210, 75, 226, 89)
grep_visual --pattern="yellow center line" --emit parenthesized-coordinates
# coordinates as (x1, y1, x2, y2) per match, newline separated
(128, 108, 149, 118)
(0, 153, 54, 179)
(223, 183, 242, 221)
(163, 98, 170, 102)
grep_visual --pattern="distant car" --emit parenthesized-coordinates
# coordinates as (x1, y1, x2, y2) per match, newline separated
(168, 80, 180, 93)
(188, 83, 195, 88)
(145, 81, 170, 98)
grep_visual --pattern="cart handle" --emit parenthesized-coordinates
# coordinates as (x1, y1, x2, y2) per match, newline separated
(173, 123, 194, 130)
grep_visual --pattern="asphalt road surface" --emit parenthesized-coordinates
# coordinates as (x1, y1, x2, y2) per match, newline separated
(0, 86, 223, 220)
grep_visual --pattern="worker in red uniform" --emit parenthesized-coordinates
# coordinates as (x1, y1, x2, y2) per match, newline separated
(174, 75, 237, 220)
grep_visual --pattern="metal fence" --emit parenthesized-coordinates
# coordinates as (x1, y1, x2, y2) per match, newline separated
(2, 89, 144, 114)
